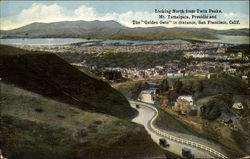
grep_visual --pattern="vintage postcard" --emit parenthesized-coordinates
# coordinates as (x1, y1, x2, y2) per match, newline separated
(0, 1, 249, 159)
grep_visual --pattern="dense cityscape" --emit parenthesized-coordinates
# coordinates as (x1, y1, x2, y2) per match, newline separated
(18, 41, 249, 83)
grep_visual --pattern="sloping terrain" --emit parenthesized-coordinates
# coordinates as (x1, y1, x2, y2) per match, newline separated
(1, 20, 248, 39)
(0, 45, 136, 119)
(112, 81, 142, 99)
(0, 20, 126, 38)
(0, 83, 163, 159)
(156, 74, 249, 156)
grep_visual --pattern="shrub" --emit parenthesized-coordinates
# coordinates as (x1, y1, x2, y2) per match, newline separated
(93, 120, 102, 125)
(57, 115, 65, 119)
(34, 108, 44, 113)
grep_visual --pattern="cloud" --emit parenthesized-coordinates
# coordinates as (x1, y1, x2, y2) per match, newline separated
(74, 5, 96, 19)
(103, 11, 158, 27)
(0, 3, 249, 30)
(1, 3, 67, 30)
(18, 3, 65, 22)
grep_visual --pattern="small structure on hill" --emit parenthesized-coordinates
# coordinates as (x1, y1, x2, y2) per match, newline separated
(232, 102, 244, 110)
(173, 95, 197, 116)
(216, 46, 227, 54)
(139, 89, 158, 104)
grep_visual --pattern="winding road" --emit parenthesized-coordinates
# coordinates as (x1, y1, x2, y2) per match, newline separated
(130, 100, 228, 159)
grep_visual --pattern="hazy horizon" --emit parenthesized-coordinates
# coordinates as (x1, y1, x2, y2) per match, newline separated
(0, 1, 249, 30)
(1, 19, 249, 31)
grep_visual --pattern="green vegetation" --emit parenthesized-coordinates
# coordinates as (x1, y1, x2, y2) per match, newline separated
(201, 102, 222, 120)
(163, 73, 247, 100)
(217, 29, 249, 36)
(197, 73, 247, 98)
(74, 66, 103, 81)
(199, 120, 249, 157)
(198, 95, 232, 120)
(154, 108, 201, 136)
(157, 73, 249, 157)
(152, 105, 242, 157)
(1, 20, 248, 39)
(58, 51, 183, 69)
(0, 115, 76, 159)
(1, 83, 163, 159)
(0, 44, 164, 159)
(226, 44, 249, 54)
(160, 79, 169, 91)
(89, 32, 218, 40)
(112, 81, 142, 99)
(113, 79, 163, 100)
(0, 45, 136, 119)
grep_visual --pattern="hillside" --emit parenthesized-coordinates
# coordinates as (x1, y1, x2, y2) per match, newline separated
(0, 20, 249, 39)
(0, 45, 136, 119)
(179, 73, 248, 100)
(157, 74, 249, 156)
(0, 82, 164, 159)
(57, 50, 183, 69)
(0, 20, 125, 38)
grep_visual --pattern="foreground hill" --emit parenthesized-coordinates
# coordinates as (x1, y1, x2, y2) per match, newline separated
(0, 82, 163, 159)
(0, 45, 136, 119)
(0, 20, 249, 39)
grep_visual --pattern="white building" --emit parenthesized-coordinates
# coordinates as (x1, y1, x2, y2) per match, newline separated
(167, 73, 183, 78)
(177, 96, 193, 106)
(139, 89, 157, 104)
(232, 102, 244, 110)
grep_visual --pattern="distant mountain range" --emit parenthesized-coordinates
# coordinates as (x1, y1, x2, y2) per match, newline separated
(0, 20, 249, 39)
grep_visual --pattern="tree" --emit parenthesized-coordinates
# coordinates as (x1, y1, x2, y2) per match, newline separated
(173, 80, 182, 92)
(161, 79, 169, 91)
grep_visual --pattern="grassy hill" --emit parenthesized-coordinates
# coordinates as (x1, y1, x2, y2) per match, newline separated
(0, 44, 164, 158)
(1, 20, 248, 39)
(0, 45, 136, 119)
(0, 82, 163, 159)
(0, 20, 125, 38)
(156, 74, 249, 157)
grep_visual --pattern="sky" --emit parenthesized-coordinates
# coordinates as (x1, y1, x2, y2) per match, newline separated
(0, 1, 249, 30)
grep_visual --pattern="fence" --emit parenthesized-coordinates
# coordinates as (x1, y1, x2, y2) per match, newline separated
(130, 100, 228, 159)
